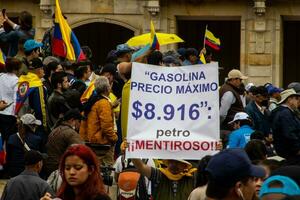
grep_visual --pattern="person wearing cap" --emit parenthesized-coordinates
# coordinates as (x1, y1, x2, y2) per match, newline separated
(45, 109, 84, 177)
(259, 175, 300, 200)
(245, 86, 272, 137)
(47, 71, 71, 129)
(23, 39, 43, 69)
(0, 11, 35, 57)
(270, 88, 300, 162)
(287, 82, 300, 118)
(182, 48, 199, 66)
(219, 69, 248, 130)
(205, 148, 266, 200)
(1, 150, 54, 200)
(16, 57, 48, 143)
(132, 158, 197, 200)
(227, 112, 254, 148)
(6, 113, 43, 177)
(115, 44, 135, 63)
(266, 84, 283, 112)
(80, 76, 118, 166)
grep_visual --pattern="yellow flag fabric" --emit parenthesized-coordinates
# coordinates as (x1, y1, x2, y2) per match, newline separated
(205, 29, 221, 45)
(55, 0, 75, 61)
(80, 81, 95, 103)
(150, 20, 156, 42)
(121, 80, 131, 139)
(199, 52, 206, 64)
(0, 48, 5, 66)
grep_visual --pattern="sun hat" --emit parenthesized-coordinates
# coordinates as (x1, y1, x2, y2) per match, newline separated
(278, 88, 300, 104)
(227, 69, 248, 80)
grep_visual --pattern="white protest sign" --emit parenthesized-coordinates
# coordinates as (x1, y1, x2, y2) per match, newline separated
(126, 62, 220, 159)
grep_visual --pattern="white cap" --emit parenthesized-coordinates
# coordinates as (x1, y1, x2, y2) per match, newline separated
(20, 114, 42, 126)
(228, 112, 250, 124)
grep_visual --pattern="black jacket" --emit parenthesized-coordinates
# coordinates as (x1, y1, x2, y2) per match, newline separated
(47, 90, 70, 129)
(270, 105, 300, 158)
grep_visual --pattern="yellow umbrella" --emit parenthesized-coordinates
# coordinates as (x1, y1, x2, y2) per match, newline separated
(126, 33, 184, 47)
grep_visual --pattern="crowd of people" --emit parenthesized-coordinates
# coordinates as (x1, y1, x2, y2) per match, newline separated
(0, 10, 300, 200)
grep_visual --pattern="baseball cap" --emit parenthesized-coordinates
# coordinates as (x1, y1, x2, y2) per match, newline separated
(115, 44, 134, 56)
(259, 175, 300, 198)
(267, 85, 283, 95)
(245, 83, 255, 92)
(28, 58, 44, 70)
(20, 114, 41, 126)
(24, 150, 48, 165)
(227, 69, 248, 80)
(271, 165, 300, 186)
(228, 112, 251, 124)
(24, 39, 43, 52)
(206, 148, 265, 186)
(63, 109, 84, 121)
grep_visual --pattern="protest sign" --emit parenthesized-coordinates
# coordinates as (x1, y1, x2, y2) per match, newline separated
(126, 62, 220, 159)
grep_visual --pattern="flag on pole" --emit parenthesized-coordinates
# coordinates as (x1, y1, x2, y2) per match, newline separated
(150, 21, 160, 50)
(204, 29, 221, 51)
(199, 52, 206, 64)
(0, 48, 6, 67)
(52, 0, 86, 61)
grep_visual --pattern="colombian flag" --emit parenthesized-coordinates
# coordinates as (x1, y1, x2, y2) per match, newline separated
(150, 21, 160, 50)
(205, 29, 221, 51)
(15, 72, 47, 128)
(0, 48, 6, 67)
(52, 0, 86, 61)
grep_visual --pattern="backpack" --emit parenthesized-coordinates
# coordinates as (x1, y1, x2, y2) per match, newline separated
(117, 158, 149, 200)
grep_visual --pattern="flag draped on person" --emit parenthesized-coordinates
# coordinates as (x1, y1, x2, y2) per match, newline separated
(0, 48, 6, 67)
(52, 0, 86, 61)
(15, 72, 47, 128)
(150, 21, 160, 50)
(204, 29, 221, 51)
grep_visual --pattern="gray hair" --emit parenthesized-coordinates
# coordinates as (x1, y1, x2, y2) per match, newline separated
(94, 76, 110, 94)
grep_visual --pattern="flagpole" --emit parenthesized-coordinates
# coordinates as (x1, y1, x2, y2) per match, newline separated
(203, 24, 208, 48)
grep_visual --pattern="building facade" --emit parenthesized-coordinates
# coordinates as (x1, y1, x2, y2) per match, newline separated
(2, 0, 300, 86)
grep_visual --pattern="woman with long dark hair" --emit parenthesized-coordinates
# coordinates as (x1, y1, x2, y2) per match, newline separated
(41, 144, 111, 200)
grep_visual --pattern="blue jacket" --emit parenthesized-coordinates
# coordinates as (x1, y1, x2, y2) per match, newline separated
(227, 125, 254, 148)
(6, 131, 42, 177)
(270, 105, 300, 158)
(245, 101, 271, 136)
(0, 26, 35, 57)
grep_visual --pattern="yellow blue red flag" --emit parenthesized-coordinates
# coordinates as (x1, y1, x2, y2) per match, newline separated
(52, 0, 86, 61)
(150, 21, 160, 50)
(205, 29, 221, 51)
